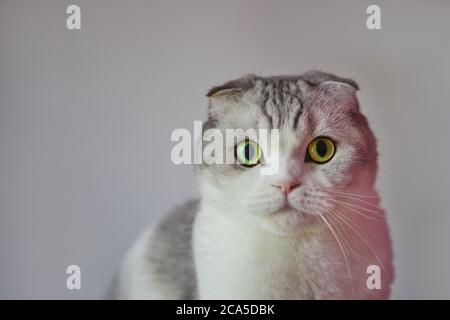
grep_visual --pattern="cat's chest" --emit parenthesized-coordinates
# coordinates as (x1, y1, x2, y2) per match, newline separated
(193, 210, 333, 299)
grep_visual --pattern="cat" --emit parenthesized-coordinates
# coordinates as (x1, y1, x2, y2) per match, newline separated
(117, 71, 394, 299)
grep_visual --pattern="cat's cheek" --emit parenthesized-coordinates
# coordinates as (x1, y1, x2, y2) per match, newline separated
(312, 159, 351, 188)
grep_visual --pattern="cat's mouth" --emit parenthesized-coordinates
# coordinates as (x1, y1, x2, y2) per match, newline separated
(260, 203, 312, 233)
(256, 194, 325, 232)
(274, 202, 306, 217)
(278, 202, 294, 212)
(255, 188, 328, 222)
(268, 195, 320, 220)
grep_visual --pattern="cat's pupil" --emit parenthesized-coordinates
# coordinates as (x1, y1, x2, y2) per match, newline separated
(245, 143, 254, 160)
(316, 140, 328, 157)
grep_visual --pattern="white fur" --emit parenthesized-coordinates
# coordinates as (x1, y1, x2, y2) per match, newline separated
(118, 228, 184, 299)
(193, 182, 392, 299)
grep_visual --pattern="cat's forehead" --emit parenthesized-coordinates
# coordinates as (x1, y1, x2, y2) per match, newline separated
(212, 81, 312, 134)
(253, 78, 307, 130)
(206, 72, 360, 134)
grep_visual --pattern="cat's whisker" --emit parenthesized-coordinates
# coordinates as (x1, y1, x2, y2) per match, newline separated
(328, 208, 391, 282)
(323, 198, 385, 221)
(325, 212, 362, 275)
(326, 212, 355, 257)
(323, 197, 385, 216)
(318, 188, 379, 199)
(335, 199, 385, 218)
(314, 210, 354, 298)
(326, 211, 373, 279)
(331, 208, 391, 283)
(330, 194, 384, 211)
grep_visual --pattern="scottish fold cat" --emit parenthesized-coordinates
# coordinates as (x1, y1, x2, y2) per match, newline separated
(117, 71, 394, 299)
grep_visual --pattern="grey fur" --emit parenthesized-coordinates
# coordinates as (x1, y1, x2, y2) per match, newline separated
(117, 200, 199, 299)
(204, 71, 359, 132)
(146, 200, 199, 299)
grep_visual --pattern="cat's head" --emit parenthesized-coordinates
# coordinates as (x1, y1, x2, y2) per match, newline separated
(197, 71, 378, 232)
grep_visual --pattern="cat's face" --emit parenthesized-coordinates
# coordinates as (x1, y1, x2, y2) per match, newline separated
(197, 72, 378, 232)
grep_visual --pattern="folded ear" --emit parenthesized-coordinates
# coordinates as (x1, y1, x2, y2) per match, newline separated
(301, 70, 359, 91)
(206, 74, 257, 99)
(319, 80, 358, 98)
(304, 71, 360, 110)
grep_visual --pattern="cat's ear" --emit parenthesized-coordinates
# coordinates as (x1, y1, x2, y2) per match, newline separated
(206, 75, 256, 99)
(302, 71, 360, 110)
(319, 80, 358, 97)
(318, 80, 360, 111)
(301, 70, 359, 91)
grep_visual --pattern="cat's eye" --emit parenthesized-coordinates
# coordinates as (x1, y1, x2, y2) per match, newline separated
(235, 139, 262, 167)
(306, 137, 335, 164)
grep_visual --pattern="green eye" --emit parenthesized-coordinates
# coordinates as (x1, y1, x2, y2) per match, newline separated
(306, 137, 336, 164)
(235, 139, 262, 167)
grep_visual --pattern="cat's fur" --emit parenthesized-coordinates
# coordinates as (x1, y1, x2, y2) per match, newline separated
(117, 71, 394, 299)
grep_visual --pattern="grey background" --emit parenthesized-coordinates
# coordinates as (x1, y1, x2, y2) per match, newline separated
(1, 0, 449, 299)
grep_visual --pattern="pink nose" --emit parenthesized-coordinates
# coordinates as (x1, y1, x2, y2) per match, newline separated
(272, 181, 300, 195)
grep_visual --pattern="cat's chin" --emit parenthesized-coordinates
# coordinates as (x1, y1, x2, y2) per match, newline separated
(257, 207, 316, 235)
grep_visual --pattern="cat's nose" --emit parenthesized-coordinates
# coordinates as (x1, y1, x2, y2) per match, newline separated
(271, 181, 300, 195)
